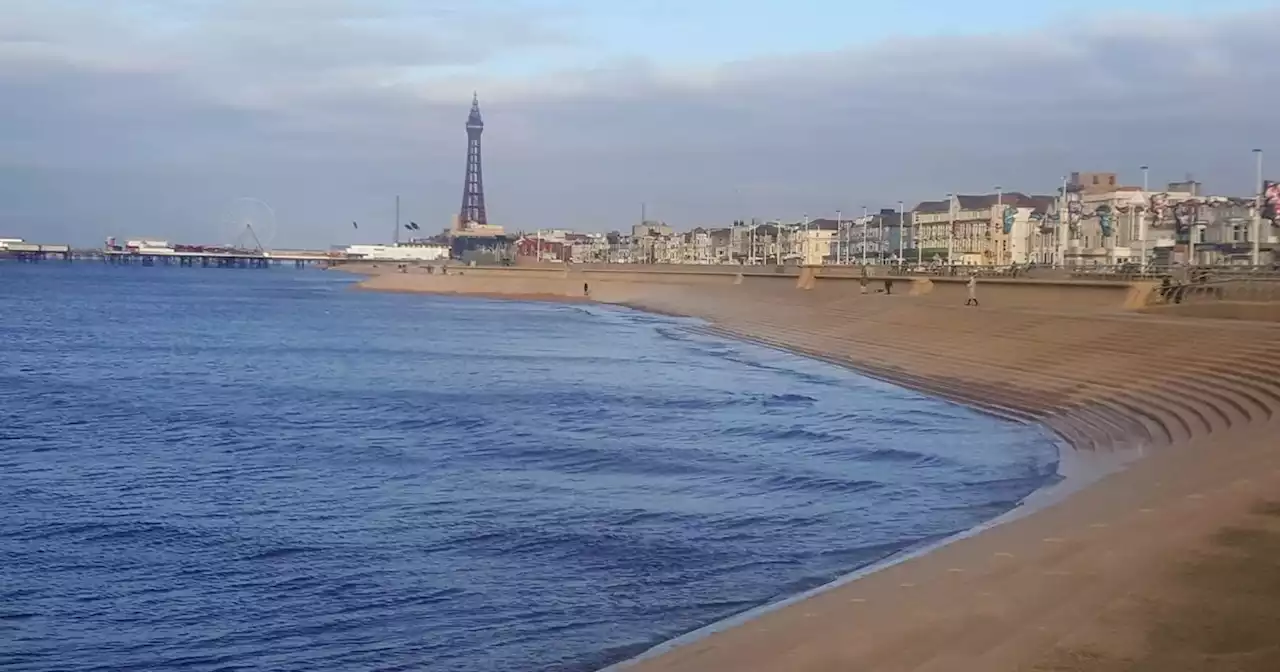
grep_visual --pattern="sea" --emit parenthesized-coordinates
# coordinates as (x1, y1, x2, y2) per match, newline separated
(0, 264, 1059, 671)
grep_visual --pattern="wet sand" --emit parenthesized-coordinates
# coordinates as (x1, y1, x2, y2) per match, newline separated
(354, 266, 1280, 671)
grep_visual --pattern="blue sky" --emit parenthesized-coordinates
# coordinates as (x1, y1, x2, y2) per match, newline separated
(477, 0, 1280, 72)
(101, 0, 1280, 74)
(1, 1, 1277, 245)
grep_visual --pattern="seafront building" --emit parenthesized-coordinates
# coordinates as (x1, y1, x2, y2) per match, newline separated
(410, 110, 1279, 268)
(908, 193, 1053, 266)
(521, 169, 1271, 268)
(344, 242, 450, 262)
(439, 99, 1277, 268)
(308, 94, 1280, 268)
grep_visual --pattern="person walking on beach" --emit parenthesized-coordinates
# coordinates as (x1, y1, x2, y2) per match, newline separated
(965, 273, 979, 306)
(583, 282, 590, 297)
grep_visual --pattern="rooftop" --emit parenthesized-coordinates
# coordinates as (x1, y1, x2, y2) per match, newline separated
(913, 192, 1055, 215)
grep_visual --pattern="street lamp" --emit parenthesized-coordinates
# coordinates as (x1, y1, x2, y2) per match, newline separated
(835, 209, 843, 265)
(946, 193, 955, 269)
(877, 209, 884, 264)
(861, 205, 869, 265)
(995, 185, 1003, 265)
(1139, 165, 1149, 272)
(1253, 149, 1263, 267)
(916, 200, 923, 267)
(802, 213, 810, 265)
(1056, 176, 1068, 269)
(897, 200, 905, 264)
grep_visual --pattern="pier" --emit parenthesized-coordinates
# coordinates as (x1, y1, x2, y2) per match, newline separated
(0, 241, 72, 261)
(102, 249, 335, 269)
(95, 238, 340, 268)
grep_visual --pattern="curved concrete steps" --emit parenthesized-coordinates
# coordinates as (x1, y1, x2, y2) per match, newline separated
(740, 317, 1196, 446)
(705, 321, 1153, 452)
(608, 281, 1280, 463)
(671, 293, 1280, 455)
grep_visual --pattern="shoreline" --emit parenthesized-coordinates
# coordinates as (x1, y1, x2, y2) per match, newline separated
(352, 279, 1117, 665)
(349, 268, 1280, 670)
(602, 430, 1121, 672)
(555, 304, 1132, 671)
(346, 279, 1089, 665)
(352, 284, 594, 304)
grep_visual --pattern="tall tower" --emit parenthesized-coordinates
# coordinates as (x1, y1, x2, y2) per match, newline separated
(458, 92, 487, 227)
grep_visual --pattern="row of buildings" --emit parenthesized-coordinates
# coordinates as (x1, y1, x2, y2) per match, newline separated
(514, 171, 1280, 267)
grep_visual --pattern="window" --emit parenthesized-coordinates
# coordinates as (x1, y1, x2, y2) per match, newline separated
(1108, 175, 1116, 185)
(1092, 175, 1099, 185)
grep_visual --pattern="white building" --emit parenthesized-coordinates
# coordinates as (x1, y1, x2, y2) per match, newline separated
(345, 243, 450, 262)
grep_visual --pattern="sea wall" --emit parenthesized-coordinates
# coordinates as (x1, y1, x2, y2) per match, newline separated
(872, 276, 1157, 312)
(351, 264, 1150, 313)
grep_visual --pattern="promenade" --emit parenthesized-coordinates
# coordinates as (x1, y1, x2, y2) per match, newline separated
(360, 265, 1280, 670)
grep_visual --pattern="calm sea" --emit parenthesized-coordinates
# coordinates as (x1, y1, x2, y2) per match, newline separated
(0, 264, 1058, 671)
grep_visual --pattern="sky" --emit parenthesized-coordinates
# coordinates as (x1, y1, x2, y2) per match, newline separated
(0, 0, 1277, 248)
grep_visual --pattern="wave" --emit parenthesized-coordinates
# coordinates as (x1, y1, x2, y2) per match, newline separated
(749, 473, 885, 494)
(0, 267, 1062, 672)
(859, 445, 962, 468)
(3, 519, 212, 547)
(240, 545, 326, 561)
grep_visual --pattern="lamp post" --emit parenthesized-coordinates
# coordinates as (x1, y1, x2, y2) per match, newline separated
(946, 193, 955, 270)
(1253, 149, 1263, 267)
(861, 206, 868, 265)
(877, 210, 884, 264)
(995, 185, 1003, 265)
(916, 200, 923, 267)
(897, 200, 905, 264)
(1056, 176, 1068, 269)
(802, 213, 810, 265)
(835, 209, 843, 264)
(1140, 165, 1149, 272)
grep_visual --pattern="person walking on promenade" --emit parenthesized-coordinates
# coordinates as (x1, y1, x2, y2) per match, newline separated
(965, 273, 979, 306)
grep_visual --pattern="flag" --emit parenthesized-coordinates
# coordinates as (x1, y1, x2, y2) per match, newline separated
(352, 221, 358, 229)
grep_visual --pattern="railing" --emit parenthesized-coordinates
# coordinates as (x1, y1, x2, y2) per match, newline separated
(824, 262, 1280, 283)
(1152, 276, 1280, 305)
(849, 264, 1071, 279)
(1068, 264, 1280, 282)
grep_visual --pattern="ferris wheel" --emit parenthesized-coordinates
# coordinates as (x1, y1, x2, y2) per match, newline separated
(220, 197, 277, 251)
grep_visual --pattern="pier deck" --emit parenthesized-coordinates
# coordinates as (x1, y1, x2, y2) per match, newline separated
(101, 249, 335, 268)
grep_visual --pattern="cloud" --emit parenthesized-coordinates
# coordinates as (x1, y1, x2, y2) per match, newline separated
(0, 3, 1276, 246)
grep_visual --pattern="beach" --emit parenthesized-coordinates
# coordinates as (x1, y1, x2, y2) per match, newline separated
(356, 265, 1280, 670)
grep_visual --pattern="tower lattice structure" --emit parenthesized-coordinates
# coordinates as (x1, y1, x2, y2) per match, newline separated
(458, 93, 487, 226)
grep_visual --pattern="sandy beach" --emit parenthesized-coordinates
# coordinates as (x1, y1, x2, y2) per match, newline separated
(357, 265, 1280, 670)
